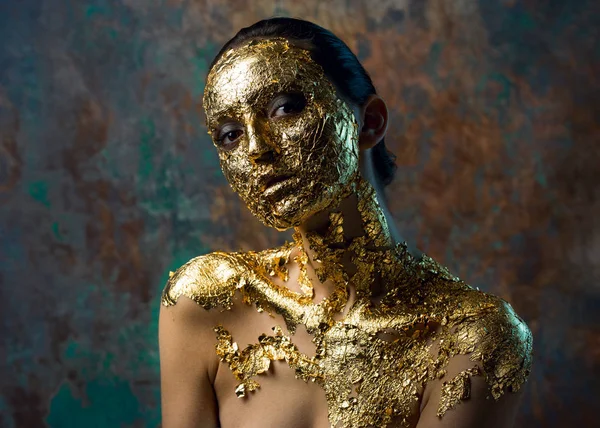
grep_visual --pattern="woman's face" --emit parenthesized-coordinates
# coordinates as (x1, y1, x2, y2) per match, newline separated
(203, 38, 360, 230)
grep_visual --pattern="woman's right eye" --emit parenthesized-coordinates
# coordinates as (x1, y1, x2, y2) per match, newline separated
(216, 128, 244, 147)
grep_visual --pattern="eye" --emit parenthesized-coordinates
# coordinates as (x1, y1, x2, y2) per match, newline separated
(269, 93, 306, 118)
(215, 124, 244, 148)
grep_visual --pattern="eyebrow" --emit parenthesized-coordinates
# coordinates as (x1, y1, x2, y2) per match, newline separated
(207, 83, 305, 121)
(207, 102, 242, 125)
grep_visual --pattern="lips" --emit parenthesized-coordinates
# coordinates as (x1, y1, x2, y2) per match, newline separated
(260, 174, 297, 197)
(264, 174, 294, 190)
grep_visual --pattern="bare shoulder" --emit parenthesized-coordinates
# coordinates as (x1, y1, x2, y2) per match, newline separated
(159, 252, 252, 427)
(161, 243, 294, 311)
(414, 255, 533, 397)
(411, 257, 533, 426)
(161, 250, 252, 311)
(449, 285, 533, 399)
(418, 286, 532, 425)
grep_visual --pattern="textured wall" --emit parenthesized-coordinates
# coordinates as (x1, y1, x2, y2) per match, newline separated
(1, 0, 598, 427)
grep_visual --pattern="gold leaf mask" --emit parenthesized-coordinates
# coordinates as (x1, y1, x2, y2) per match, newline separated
(203, 38, 360, 230)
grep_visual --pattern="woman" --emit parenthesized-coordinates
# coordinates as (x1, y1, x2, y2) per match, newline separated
(159, 18, 532, 428)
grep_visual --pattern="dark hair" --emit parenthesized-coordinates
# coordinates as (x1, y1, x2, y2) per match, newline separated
(209, 17, 397, 187)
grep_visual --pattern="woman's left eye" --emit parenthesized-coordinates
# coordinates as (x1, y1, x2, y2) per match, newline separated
(269, 93, 306, 118)
(274, 103, 299, 116)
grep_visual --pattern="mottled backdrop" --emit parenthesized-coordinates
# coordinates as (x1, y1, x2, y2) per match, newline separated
(1, 0, 598, 427)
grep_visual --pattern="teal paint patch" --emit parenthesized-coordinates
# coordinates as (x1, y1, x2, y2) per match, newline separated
(192, 42, 217, 97)
(516, 10, 536, 30)
(117, 321, 160, 374)
(138, 117, 156, 180)
(46, 378, 142, 428)
(190, 55, 208, 97)
(84, 2, 111, 19)
(52, 222, 64, 241)
(429, 41, 443, 62)
(28, 181, 50, 207)
(64, 340, 78, 359)
(151, 153, 178, 213)
(49, 340, 148, 427)
(98, 144, 121, 180)
(489, 73, 513, 104)
(106, 28, 118, 40)
(425, 41, 443, 81)
(166, 7, 184, 28)
(534, 153, 547, 187)
(199, 146, 222, 179)
(62, 340, 105, 380)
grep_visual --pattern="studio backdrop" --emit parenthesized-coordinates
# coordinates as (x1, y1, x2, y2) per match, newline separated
(1, 1, 598, 427)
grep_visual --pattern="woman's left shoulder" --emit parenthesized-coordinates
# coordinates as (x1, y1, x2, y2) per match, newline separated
(415, 254, 533, 398)
(448, 286, 534, 399)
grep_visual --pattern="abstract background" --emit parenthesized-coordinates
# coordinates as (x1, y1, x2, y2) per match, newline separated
(1, 0, 598, 426)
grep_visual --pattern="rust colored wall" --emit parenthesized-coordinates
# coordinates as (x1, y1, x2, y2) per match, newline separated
(1, 1, 598, 427)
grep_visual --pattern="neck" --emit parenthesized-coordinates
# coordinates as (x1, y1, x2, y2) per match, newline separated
(291, 176, 416, 309)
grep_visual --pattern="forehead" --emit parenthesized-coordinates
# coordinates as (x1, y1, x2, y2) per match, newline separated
(203, 39, 334, 116)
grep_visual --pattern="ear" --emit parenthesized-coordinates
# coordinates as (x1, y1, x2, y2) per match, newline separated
(358, 94, 388, 150)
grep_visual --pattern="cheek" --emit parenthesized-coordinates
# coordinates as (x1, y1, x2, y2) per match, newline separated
(275, 109, 334, 159)
(219, 151, 252, 189)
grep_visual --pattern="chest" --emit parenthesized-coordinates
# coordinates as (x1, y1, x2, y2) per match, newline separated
(213, 300, 331, 428)
(212, 298, 428, 428)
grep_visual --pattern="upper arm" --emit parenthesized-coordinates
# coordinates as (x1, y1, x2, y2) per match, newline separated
(159, 252, 246, 427)
(159, 297, 220, 428)
(416, 355, 523, 428)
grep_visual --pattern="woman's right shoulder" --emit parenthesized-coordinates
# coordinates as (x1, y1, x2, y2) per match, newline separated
(161, 251, 250, 312)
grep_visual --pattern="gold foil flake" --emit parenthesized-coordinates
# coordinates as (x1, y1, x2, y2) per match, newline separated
(326, 211, 345, 245)
(293, 240, 314, 297)
(161, 37, 533, 428)
(215, 323, 320, 398)
(161, 252, 246, 310)
(215, 324, 283, 397)
(257, 243, 292, 282)
(355, 178, 393, 249)
(437, 366, 482, 417)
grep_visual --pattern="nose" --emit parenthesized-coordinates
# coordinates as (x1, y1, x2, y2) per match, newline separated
(247, 118, 276, 165)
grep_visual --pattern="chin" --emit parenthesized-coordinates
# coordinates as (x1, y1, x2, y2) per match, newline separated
(254, 193, 339, 231)
(263, 218, 297, 231)
(253, 206, 309, 231)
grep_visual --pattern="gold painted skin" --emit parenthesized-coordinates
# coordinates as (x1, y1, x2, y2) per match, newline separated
(162, 39, 532, 427)
(202, 38, 359, 231)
